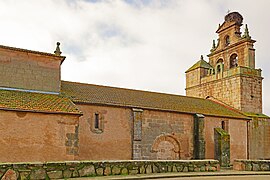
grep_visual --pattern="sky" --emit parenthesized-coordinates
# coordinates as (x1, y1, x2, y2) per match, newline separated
(0, 0, 270, 114)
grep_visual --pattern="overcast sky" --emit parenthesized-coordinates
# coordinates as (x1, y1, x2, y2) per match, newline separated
(0, 0, 270, 114)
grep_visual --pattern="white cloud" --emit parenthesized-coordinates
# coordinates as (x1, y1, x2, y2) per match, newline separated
(0, 0, 270, 114)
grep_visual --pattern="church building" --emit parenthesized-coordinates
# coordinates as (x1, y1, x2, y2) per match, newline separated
(0, 12, 269, 164)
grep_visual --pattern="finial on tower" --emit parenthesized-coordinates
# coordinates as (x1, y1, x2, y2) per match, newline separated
(242, 24, 251, 39)
(212, 40, 216, 49)
(200, 55, 204, 60)
(54, 42, 62, 56)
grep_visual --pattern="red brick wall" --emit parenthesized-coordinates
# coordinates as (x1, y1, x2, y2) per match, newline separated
(204, 116, 247, 163)
(0, 48, 62, 92)
(0, 110, 79, 162)
(76, 104, 132, 160)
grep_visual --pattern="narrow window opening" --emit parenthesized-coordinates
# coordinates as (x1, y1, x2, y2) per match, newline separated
(225, 35, 230, 46)
(217, 65, 221, 73)
(221, 121, 225, 130)
(95, 113, 99, 129)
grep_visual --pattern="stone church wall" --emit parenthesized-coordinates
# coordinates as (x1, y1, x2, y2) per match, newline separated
(0, 110, 79, 162)
(75, 104, 132, 160)
(249, 117, 270, 159)
(0, 47, 62, 93)
(140, 110, 194, 160)
(187, 75, 241, 110)
(240, 76, 262, 113)
(204, 116, 248, 163)
(76, 104, 194, 160)
(75, 104, 249, 162)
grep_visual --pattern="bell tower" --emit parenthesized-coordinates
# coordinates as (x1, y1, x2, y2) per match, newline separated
(186, 12, 263, 114)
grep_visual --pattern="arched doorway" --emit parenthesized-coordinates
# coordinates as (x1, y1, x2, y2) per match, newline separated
(151, 135, 180, 160)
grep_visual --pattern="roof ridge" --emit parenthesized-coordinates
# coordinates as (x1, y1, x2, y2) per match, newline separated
(61, 80, 210, 102)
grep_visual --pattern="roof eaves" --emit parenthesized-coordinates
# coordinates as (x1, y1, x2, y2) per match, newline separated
(73, 100, 250, 120)
(206, 97, 250, 120)
(243, 112, 270, 118)
(0, 107, 83, 116)
(185, 60, 212, 73)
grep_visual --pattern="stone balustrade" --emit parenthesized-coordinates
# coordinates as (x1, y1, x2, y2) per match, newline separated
(234, 159, 270, 171)
(0, 160, 219, 179)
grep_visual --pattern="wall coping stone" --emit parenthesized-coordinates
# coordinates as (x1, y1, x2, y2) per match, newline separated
(0, 160, 219, 179)
(234, 159, 270, 171)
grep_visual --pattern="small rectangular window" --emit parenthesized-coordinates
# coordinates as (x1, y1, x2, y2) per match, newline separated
(94, 113, 99, 129)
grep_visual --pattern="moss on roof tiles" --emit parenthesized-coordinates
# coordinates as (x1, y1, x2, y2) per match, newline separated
(61, 81, 248, 119)
(243, 112, 269, 118)
(186, 59, 212, 73)
(0, 89, 82, 115)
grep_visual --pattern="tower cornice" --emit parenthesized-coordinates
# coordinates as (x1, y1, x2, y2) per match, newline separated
(208, 38, 256, 57)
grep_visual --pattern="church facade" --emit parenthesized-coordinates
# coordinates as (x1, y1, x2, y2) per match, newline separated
(0, 12, 269, 163)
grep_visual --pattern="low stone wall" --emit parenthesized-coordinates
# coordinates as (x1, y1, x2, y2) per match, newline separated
(234, 159, 270, 171)
(0, 160, 219, 179)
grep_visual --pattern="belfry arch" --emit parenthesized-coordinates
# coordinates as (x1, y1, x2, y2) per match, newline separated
(230, 53, 238, 68)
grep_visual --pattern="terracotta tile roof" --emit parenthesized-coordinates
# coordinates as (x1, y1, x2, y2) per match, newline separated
(186, 59, 212, 73)
(0, 89, 82, 115)
(61, 81, 249, 119)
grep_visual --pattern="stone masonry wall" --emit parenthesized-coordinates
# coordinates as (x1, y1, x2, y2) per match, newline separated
(186, 72, 262, 113)
(186, 69, 201, 88)
(141, 110, 194, 160)
(133, 108, 143, 160)
(0, 110, 79, 162)
(249, 117, 270, 159)
(0, 47, 62, 93)
(0, 160, 220, 179)
(186, 75, 242, 110)
(234, 160, 270, 171)
(240, 76, 262, 113)
(204, 116, 247, 163)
